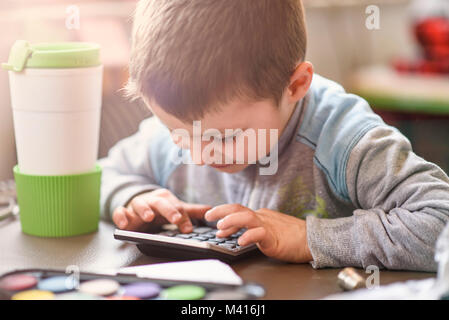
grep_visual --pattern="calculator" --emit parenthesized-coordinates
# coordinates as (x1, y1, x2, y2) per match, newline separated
(114, 225, 259, 263)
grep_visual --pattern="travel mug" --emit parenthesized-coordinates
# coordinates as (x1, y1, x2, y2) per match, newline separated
(2, 40, 103, 237)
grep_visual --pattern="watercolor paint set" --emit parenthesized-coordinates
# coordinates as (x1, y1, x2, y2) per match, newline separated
(0, 268, 265, 300)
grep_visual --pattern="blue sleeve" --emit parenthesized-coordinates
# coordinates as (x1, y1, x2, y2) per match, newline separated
(297, 74, 385, 202)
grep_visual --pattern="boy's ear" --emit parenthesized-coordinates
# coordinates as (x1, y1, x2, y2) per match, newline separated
(287, 61, 314, 103)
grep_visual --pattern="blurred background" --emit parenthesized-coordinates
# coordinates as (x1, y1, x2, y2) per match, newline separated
(0, 0, 448, 180)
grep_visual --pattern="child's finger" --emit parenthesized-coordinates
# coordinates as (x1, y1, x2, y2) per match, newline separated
(112, 207, 128, 229)
(177, 216, 194, 234)
(157, 193, 199, 225)
(216, 210, 261, 230)
(130, 196, 155, 222)
(154, 189, 210, 220)
(170, 204, 193, 234)
(216, 226, 240, 238)
(148, 197, 191, 231)
(124, 207, 146, 231)
(181, 202, 212, 219)
(152, 189, 186, 210)
(238, 227, 266, 247)
(204, 204, 246, 222)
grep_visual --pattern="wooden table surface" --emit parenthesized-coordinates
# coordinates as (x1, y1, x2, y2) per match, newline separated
(0, 218, 436, 299)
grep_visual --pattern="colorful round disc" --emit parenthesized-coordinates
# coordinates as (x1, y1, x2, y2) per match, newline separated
(0, 274, 38, 291)
(79, 279, 120, 296)
(37, 276, 76, 293)
(161, 285, 206, 300)
(122, 282, 161, 299)
(12, 289, 54, 300)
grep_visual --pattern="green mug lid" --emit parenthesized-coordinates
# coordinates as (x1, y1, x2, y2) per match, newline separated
(2, 40, 101, 72)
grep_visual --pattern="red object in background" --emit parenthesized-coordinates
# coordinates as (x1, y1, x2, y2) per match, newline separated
(393, 58, 449, 74)
(393, 16, 449, 75)
(393, 58, 419, 73)
(417, 17, 449, 62)
(415, 17, 449, 46)
(424, 44, 449, 60)
(417, 59, 441, 73)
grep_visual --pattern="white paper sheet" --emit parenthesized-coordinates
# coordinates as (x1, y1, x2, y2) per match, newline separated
(118, 259, 243, 286)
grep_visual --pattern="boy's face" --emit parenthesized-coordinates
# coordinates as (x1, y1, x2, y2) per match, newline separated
(147, 95, 295, 174)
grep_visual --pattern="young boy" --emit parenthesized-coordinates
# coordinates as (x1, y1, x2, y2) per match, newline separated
(99, 0, 449, 271)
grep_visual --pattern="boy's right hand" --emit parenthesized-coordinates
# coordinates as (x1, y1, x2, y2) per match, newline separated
(112, 188, 212, 233)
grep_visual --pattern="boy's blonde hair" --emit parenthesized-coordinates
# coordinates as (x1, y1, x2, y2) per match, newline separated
(125, 0, 307, 121)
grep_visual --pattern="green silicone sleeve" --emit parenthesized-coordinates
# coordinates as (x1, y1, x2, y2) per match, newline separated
(13, 165, 102, 237)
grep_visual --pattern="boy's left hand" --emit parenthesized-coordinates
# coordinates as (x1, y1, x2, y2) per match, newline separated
(205, 204, 313, 263)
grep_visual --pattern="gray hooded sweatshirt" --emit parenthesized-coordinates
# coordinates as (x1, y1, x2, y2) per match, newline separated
(99, 74, 449, 271)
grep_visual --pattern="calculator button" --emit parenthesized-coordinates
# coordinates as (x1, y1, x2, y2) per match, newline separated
(225, 240, 236, 244)
(159, 231, 176, 237)
(230, 232, 241, 238)
(192, 227, 212, 234)
(210, 238, 225, 243)
(192, 236, 208, 241)
(175, 234, 193, 239)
